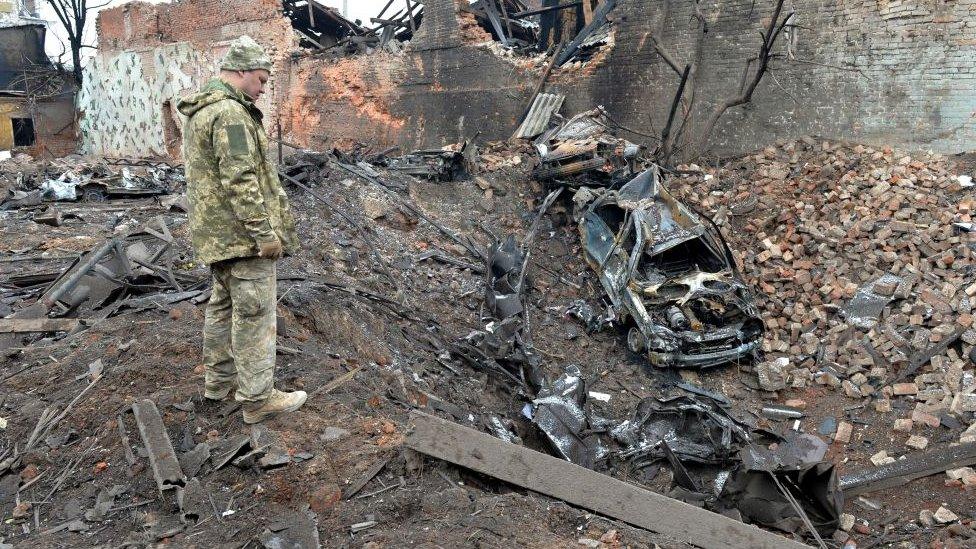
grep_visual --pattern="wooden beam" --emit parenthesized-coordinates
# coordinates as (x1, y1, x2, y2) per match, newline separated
(839, 442, 976, 496)
(513, 1, 582, 19)
(404, 0, 417, 32)
(498, 0, 513, 42)
(581, 0, 594, 25)
(556, 0, 616, 65)
(405, 412, 810, 549)
(0, 318, 81, 333)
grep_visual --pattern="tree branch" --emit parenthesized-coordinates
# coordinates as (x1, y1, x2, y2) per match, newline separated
(692, 0, 791, 154)
(648, 33, 683, 76)
(657, 64, 692, 166)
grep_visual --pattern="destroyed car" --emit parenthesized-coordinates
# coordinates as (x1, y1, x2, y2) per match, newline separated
(573, 167, 763, 368)
(533, 106, 641, 186)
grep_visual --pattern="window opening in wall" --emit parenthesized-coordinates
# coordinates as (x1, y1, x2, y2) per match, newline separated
(12, 117, 35, 147)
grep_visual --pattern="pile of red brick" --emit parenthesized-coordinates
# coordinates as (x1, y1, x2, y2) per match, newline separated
(673, 138, 976, 449)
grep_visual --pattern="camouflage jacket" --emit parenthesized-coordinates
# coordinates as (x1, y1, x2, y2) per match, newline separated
(177, 79, 298, 265)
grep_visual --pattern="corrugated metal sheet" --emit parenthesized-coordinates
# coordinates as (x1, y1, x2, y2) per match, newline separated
(514, 92, 565, 139)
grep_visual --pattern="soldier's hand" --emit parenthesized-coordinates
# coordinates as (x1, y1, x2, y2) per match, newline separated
(257, 239, 283, 259)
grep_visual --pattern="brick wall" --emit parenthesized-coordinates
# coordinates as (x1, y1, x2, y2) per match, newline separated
(575, 0, 976, 154)
(81, 0, 976, 159)
(286, 0, 974, 155)
(82, 0, 295, 158)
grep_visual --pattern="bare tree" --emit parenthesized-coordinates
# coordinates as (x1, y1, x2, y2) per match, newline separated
(649, 0, 794, 165)
(42, 0, 110, 85)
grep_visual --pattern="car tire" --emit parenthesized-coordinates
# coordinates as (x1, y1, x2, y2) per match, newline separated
(626, 327, 645, 353)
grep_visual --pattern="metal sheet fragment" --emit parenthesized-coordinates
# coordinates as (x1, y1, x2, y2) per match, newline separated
(515, 93, 565, 139)
(131, 399, 186, 494)
(528, 365, 607, 468)
(843, 273, 903, 328)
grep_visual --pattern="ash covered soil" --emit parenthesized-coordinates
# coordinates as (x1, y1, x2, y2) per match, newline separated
(0, 138, 974, 548)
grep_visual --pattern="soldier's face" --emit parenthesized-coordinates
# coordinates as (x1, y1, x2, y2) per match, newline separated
(239, 69, 270, 100)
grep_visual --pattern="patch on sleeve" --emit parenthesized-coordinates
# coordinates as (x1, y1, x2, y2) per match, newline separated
(225, 124, 249, 155)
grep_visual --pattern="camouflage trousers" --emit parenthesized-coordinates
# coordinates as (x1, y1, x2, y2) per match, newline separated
(203, 256, 277, 402)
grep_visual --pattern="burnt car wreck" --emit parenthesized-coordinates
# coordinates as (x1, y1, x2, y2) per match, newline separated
(532, 107, 642, 186)
(573, 167, 764, 368)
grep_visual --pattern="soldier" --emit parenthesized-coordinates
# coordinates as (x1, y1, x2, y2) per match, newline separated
(177, 36, 306, 424)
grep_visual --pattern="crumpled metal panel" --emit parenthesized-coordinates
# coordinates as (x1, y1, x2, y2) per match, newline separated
(720, 435, 842, 537)
(613, 393, 753, 465)
(515, 93, 565, 139)
(843, 272, 903, 329)
(527, 365, 607, 468)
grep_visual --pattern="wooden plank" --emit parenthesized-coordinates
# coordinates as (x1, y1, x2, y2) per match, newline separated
(342, 456, 390, 499)
(406, 412, 809, 549)
(0, 318, 81, 333)
(581, 0, 594, 25)
(839, 442, 976, 496)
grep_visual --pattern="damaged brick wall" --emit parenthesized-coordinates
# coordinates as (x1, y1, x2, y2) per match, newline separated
(287, 0, 974, 155)
(284, 0, 533, 153)
(409, 0, 462, 50)
(81, 0, 975, 159)
(0, 24, 76, 157)
(80, 0, 295, 158)
(575, 0, 976, 154)
(287, 45, 534, 152)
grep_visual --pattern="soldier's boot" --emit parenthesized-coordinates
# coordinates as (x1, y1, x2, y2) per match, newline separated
(204, 381, 238, 401)
(242, 388, 307, 424)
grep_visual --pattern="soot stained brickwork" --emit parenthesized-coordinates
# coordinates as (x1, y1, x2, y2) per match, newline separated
(82, 0, 975, 158)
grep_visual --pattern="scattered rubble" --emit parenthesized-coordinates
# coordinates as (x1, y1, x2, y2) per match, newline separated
(3, 124, 976, 547)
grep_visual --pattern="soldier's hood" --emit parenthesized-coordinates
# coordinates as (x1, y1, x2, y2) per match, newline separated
(177, 79, 257, 118)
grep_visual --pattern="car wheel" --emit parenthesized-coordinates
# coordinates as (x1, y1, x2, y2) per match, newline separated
(626, 327, 645, 353)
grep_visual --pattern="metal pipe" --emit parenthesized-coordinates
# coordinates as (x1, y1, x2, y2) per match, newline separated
(42, 239, 118, 308)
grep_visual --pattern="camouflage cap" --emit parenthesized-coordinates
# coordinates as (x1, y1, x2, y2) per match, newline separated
(220, 36, 273, 72)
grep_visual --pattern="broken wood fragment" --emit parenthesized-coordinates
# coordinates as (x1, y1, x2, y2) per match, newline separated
(406, 411, 809, 549)
(117, 414, 138, 467)
(342, 456, 390, 500)
(310, 366, 362, 398)
(839, 442, 976, 496)
(131, 399, 186, 494)
(0, 318, 81, 333)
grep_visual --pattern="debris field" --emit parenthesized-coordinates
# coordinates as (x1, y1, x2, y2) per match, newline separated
(1, 125, 975, 549)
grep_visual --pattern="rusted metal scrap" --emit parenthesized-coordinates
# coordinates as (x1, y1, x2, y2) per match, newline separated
(572, 166, 764, 368)
(131, 399, 186, 494)
(533, 106, 642, 185)
(372, 148, 470, 182)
